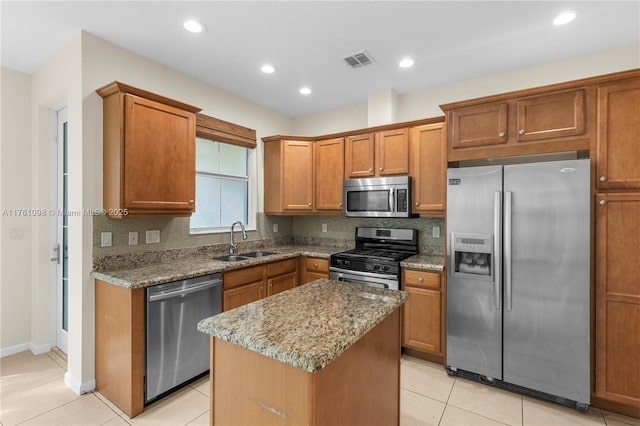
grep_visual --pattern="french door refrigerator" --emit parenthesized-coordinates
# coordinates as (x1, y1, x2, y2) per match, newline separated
(446, 159, 590, 409)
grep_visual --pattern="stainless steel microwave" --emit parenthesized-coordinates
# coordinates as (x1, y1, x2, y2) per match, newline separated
(343, 176, 417, 218)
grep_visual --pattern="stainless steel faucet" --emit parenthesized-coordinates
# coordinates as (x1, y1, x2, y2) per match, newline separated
(229, 221, 247, 254)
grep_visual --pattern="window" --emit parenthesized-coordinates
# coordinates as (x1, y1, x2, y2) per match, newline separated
(190, 138, 249, 232)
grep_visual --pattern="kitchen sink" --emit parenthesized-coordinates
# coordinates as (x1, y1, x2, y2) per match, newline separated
(214, 251, 277, 262)
(214, 255, 250, 262)
(241, 251, 276, 258)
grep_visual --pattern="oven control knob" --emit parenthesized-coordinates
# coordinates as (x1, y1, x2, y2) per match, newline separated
(381, 265, 390, 272)
(373, 264, 380, 270)
(345, 260, 351, 267)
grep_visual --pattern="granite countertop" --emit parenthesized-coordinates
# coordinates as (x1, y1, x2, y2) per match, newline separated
(197, 279, 408, 373)
(401, 254, 446, 272)
(91, 245, 341, 289)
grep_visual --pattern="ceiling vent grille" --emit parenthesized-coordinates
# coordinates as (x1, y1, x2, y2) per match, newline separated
(341, 51, 375, 68)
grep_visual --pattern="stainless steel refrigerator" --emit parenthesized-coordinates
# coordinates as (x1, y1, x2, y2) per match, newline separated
(446, 159, 590, 409)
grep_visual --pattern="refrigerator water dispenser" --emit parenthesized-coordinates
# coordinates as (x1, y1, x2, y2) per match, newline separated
(451, 233, 493, 279)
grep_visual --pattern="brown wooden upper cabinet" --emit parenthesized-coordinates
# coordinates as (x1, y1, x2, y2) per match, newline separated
(264, 139, 314, 213)
(345, 128, 409, 178)
(96, 82, 201, 218)
(314, 137, 345, 211)
(409, 122, 446, 214)
(596, 77, 640, 190)
(443, 88, 589, 161)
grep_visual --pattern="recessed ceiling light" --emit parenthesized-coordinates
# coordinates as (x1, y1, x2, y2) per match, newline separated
(184, 19, 206, 33)
(299, 87, 312, 95)
(553, 10, 577, 26)
(261, 64, 276, 74)
(399, 57, 415, 68)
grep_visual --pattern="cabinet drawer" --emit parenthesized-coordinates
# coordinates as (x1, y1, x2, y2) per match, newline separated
(403, 269, 440, 289)
(223, 265, 264, 290)
(267, 258, 297, 278)
(305, 257, 329, 273)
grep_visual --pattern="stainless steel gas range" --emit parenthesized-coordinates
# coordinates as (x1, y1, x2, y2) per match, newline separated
(329, 227, 419, 290)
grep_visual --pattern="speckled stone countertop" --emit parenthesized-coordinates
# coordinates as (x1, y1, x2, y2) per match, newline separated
(401, 254, 446, 272)
(197, 279, 408, 373)
(91, 245, 340, 289)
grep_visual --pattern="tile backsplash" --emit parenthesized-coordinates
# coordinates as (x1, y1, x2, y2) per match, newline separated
(93, 213, 445, 266)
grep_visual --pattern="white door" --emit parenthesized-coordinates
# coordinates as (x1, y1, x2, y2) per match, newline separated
(52, 107, 68, 353)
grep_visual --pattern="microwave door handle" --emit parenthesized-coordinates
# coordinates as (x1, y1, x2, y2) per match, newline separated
(389, 188, 395, 212)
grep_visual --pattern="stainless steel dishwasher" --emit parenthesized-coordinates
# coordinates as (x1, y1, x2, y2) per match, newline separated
(145, 273, 222, 403)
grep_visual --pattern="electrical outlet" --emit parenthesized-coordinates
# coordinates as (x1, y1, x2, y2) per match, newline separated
(101, 232, 112, 247)
(128, 231, 139, 246)
(322, 223, 328, 233)
(146, 230, 160, 244)
(432, 226, 440, 238)
(273, 223, 279, 233)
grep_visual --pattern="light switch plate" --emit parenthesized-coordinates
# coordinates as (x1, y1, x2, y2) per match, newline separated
(273, 223, 279, 233)
(322, 223, 328, 233)
(146, 230, 160, 244)
(128, 231, 138, 246)
(101, 232, 112, 247)
(432, 226, 440, 238)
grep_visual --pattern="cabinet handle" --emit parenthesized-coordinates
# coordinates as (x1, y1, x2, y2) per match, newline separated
(339, 202, 342, 207)
(308, 203, 312, 207)
(499, 132, 506, 138)
(599, 176, 607, 182)
(379, 167, 383, 171)
(369, 168, 373, 172)
(260, 286, 264, 291)
(314, 263, 319, 268)
(269, 284, 273, 288)
(518, 129, 525, 135)
(415, 202, 419, 206)
(188, 200, 195, 204)
(418, 277, 424, 283)
(599, 200, 606, 206)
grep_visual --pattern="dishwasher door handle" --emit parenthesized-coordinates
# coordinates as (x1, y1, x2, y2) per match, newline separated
(148, 280, 222, 302)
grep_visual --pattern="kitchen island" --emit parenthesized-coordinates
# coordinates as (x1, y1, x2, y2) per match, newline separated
(198, 279, 408, 425)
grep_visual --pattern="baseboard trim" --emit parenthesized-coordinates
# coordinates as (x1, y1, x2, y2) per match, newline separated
(0, 341, 51, 358)
(64, 371, 96, 395)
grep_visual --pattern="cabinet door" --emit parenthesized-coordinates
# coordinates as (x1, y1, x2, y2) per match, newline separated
(596, 193, 640, 410)
(376, 128, 409, 175)
(449, 102, 508, 149)
(223, 281, 264, 311)
(315, 138, 345, 211)
(515, 89, 586, 142)
(267, 272, 297, 297)
(124, 94, 195, 212)
(402, 286, 442, 355)
(410, 123, 446, 213)
(283, 141, 314, 211)
(345, 133, 375, 178)
(596, 79, 640, 189)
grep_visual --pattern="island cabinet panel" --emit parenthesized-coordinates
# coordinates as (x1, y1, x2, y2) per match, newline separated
(594, 193, 640, 418)
(443, 86, 590, 161)
(410, 122, 446, 215)
(314, 137, 345, 211)
(596, 77, 640, 190)
(210, 309, 401, 426)
(95, 280, 144, 417)
(299, 256, 329, 285)
(401, 269, 445, 363)
(96, 81, 201, 218)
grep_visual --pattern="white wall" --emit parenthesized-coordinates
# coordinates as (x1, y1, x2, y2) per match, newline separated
(292, 44, 640, 132)
(0, 68, 33, 355)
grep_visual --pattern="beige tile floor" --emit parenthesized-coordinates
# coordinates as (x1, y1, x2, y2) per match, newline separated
(1, 350, 639, 426)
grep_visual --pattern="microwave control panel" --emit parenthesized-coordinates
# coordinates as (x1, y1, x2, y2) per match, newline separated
(396, 189, 407, 212)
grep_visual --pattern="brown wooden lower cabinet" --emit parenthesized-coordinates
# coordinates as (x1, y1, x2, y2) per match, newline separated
(401, 269, 445, 364)
(593, 193, 640, 418)
(95, 279, 145, 418)
(210, 309, 401, 425)
(299, 256, 329, 285)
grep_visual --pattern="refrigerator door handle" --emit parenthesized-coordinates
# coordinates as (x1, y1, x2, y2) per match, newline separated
(505, 191, 513, 312)
(494, 191, 502, 310)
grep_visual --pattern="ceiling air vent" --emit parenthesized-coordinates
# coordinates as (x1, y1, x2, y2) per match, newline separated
(341, 51, 375, 68)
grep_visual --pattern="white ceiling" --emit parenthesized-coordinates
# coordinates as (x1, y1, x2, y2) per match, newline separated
(2, 1, 639, 117)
